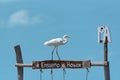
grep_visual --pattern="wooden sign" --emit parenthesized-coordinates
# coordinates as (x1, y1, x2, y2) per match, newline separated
(32, 60, 91, 69)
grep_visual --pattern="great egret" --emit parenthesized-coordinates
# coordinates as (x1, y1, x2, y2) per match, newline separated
(44, 35, 71, 80)
(44, 35, 71, 60)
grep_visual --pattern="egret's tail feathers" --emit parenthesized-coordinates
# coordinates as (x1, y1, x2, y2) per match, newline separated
(44, 41, 52, 46)
(44, 42, 48, 46)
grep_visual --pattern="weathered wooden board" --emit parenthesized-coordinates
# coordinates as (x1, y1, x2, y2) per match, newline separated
(32, 60, 91, 69)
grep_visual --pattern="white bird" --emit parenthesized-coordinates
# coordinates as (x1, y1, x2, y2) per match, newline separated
(44, 35, 71, 80)
(44, 35, 71, 60)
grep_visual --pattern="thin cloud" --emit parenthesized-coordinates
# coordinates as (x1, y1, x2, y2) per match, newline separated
(9, 10, 29, 25)
(8, 10, 45, 26)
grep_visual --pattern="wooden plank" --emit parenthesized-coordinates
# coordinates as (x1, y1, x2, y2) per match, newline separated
(15, 63, 32, 67)
(14, 45, 23, 80)
(32, 60, 91, 69)
(91, 61, 108, 66)
(15, 61, 107, 68)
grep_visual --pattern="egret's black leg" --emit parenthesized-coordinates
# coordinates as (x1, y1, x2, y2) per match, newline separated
(52, 47, 56, 60)
(51, 47, 55, 80)
(56, 47, 66, 80)
(56, 47, 60, 60)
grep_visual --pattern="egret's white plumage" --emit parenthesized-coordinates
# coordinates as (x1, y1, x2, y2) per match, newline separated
(44, 38, 65, 47)
(44, 35, 71, 60)
(44, 35, 70, 47)
(44, 35, 71, 79)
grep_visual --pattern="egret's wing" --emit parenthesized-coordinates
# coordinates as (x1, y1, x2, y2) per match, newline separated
(44, 38, 63, 46)
(49, 38, 63, 44)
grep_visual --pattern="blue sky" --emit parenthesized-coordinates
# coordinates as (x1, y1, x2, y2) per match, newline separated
(0, 0, 120, 80)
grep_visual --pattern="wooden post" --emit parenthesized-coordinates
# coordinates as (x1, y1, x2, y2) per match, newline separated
(104, 37, 110, 80)
(14, 45, 24, 80)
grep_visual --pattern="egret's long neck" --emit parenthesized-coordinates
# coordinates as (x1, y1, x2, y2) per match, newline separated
(63, 38, 68, 44)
